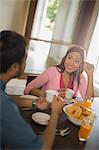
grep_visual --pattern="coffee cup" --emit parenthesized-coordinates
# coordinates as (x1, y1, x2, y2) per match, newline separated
(46, 90, 59, 103)
(66, 88, 74, 100)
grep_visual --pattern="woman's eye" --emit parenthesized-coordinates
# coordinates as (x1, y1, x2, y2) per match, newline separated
(75, 60, 81, 64)
(67, 56, 72, 59)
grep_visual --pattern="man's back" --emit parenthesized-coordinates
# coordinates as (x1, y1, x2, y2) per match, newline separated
(0, 80, 43, 149)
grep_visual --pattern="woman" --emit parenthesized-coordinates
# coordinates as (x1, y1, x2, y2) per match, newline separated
(24, 46, 94, 99)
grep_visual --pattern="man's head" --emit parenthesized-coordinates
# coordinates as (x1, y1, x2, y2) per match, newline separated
(0, 30, 27, 80)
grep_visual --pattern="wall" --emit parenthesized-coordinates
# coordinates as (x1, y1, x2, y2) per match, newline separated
(0, 0, 30, 35)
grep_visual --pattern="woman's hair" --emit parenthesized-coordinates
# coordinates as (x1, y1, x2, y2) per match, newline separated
(0, 30, 27, 73)
(56, 46, 85, 87)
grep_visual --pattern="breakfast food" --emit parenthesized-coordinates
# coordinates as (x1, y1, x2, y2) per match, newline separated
(82, 108, 91, 116)
(67, 102, 91, 120)
(67, 105, 82, 119)
(79, 114, 85, 121)
(74, 101, 85, 108)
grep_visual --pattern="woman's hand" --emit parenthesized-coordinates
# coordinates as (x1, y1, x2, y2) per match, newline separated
(58, 88, 66, 98)
(84, 62, 94, 76)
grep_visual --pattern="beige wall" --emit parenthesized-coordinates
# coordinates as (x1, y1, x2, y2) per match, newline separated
(0, 0, 30, 35)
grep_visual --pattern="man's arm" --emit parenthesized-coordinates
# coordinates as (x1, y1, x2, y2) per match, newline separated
(12, 95, 64, 149)
(41, 96, 64, 150)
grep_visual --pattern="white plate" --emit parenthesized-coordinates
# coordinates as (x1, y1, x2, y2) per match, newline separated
(31, 112, 50, 125)
(20, 95, 38, 100)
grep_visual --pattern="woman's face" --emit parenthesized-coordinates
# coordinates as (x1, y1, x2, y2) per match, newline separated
(64, 51, 82, 73)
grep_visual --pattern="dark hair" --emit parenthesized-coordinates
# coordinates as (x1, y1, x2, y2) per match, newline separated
(0, 30, 27, 73)
(56, 46, 85, 87)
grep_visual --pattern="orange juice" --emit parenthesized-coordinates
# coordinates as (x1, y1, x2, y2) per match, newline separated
(84, 99, 92, 109)
(79, 123, 92, 141)
(84, 97, 93, 109)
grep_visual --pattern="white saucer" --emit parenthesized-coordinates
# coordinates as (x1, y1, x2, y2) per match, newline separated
(31, 112, 50, 125)
(64, 98, 75, 104)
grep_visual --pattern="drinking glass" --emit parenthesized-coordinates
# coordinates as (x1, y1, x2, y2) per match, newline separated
(78, 117, 95, 141)
(84, 97, 94, 109)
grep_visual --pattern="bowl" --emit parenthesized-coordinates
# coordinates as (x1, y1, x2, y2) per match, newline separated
(63, 104, 96, 126)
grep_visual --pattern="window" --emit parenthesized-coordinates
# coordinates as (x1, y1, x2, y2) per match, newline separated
(25, 0, 80, 73)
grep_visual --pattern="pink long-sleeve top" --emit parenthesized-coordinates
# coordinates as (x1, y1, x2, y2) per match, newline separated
(24, 67, 87, 98)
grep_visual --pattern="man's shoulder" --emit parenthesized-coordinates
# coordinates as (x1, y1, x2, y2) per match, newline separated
(1, 89, 17, 112)
(0, 88, 8, 102)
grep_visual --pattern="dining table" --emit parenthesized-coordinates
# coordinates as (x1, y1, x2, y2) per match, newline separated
(15, 96, 99, 150)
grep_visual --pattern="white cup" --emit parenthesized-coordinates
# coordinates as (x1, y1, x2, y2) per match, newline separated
(46, 90, 59, 103)
(66, 88, 74, 100)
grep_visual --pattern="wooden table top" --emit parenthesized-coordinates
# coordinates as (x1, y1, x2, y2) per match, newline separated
(19, 97, 99, 150)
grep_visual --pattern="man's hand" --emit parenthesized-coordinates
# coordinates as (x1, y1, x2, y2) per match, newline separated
(51, 96, 64, 115)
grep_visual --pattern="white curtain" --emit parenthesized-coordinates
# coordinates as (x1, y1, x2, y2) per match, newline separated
(48, 0, 80, 64)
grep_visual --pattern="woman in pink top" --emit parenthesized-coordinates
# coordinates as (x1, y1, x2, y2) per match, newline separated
(24, 46, 94, 99)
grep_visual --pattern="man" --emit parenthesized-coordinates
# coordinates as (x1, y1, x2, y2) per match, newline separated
(0, 30, 64, 149)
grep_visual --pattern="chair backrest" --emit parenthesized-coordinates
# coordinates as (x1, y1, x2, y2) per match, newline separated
(26, 75, 38, 86)
(26, 75, 41, 89)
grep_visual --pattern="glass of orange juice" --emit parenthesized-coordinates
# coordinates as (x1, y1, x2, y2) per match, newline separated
(78, 117, 95, 141)
(84, 97, 94, 109)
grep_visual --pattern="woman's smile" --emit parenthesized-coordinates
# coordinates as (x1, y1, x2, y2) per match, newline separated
(64, 52, 82, 73)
